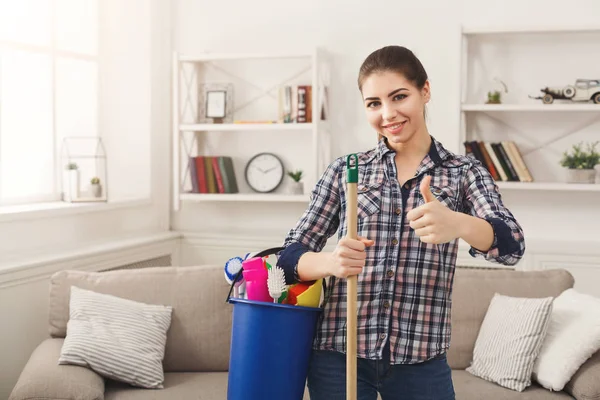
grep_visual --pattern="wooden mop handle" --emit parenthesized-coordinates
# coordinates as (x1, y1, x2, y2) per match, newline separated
(345, 154, 358, 400)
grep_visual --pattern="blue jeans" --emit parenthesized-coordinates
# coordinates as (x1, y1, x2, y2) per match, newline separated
(307, 348, 455, 400)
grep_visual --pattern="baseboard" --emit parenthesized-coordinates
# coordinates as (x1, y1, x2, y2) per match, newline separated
(0, 231, 182, 288)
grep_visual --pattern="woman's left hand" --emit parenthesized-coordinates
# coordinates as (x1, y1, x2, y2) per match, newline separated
(406, 176, 461, 244)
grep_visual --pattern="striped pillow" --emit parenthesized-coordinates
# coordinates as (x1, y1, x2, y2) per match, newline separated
(466, 293, 553, 392)
(59, 286, 173, 389)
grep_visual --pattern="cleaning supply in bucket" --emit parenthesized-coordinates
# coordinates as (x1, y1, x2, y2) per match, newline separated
(224, 256, 246, 298)
(267, 265, 287, 303)
(241, 256, 271, 302)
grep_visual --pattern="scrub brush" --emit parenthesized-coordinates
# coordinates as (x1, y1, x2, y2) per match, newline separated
(267, 265, 287, 303)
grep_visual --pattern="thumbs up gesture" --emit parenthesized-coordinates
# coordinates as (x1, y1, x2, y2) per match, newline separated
(406, 175, 461, 245)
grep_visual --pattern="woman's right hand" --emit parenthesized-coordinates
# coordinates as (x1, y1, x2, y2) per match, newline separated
(327, 236, 375, 278)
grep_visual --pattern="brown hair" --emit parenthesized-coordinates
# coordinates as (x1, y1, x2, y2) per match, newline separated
(358, 46, 429, 140)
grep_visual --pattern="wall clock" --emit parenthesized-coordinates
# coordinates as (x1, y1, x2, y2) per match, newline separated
(244, 153, 285, 193)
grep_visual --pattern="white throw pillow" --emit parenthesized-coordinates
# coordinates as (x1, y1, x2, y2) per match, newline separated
(532, 288, 600, 391)
(466, 293, 553, 392)
(59, 286, 173, 389)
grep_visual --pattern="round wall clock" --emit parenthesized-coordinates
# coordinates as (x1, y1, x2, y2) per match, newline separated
(244, 152, 285, 193)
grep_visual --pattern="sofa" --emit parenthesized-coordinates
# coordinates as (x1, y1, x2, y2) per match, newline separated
(9, 264, 600, 400)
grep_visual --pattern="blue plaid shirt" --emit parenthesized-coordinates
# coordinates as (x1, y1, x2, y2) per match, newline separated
(277, 136, 525, 364)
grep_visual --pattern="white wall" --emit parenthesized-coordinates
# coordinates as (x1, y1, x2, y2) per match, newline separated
(172, 0, 600, 282)
(0, 1, 172, 397)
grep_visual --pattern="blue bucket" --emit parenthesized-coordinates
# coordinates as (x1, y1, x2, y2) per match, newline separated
(227, 298, 321, 400)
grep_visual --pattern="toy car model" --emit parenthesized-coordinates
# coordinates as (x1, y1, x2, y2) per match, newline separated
(529, 79, 600, 104)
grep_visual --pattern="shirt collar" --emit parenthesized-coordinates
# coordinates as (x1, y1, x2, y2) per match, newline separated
(375, 135, 451, 162)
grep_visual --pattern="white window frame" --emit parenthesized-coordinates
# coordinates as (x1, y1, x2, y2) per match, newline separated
(0, 2, 99, 207)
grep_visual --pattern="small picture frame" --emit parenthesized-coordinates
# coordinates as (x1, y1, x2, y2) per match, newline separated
(206, 90, 226, 119)
(198, 83, 234, 123)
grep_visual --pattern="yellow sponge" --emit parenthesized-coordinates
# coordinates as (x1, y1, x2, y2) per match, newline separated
(295, 279, 322, 308)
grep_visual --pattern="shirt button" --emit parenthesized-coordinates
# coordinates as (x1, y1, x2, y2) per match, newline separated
(387, 270, 394, 278)
(383, 301, 390, 309)
(395, 208, 401, 215)
(403, 183, 410, 190)
(380, 333, 386, 340)
(392, 238, 398, 245)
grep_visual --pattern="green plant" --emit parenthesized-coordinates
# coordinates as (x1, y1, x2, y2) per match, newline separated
(65, 162, 78, 170)
(287, 169, 303, 182)
(487, 91, 501, 104)
(486, 78, 508, 104)
(560, 141, 600, 169)
(90, 177, 100, 185)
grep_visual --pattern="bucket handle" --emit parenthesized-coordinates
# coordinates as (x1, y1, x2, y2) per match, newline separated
(224, 246, 328, 305)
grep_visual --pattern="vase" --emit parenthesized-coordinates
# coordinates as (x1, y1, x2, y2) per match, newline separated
(289, 181, 304, 195)
(566, 168, 595, 184)
(91, 184, 102, 198)
(62, 170, 80, 201)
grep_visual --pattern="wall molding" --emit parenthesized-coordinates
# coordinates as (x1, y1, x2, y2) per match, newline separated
(178, 231, 600, 273)
(0, 231, 181, 289)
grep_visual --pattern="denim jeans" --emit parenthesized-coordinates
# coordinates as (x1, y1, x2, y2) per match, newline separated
(306, 347, 455, 400)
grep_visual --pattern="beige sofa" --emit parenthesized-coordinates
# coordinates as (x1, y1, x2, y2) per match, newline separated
(9, 264, 600, 400)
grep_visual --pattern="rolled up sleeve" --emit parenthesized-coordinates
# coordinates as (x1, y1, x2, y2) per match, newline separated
(277, 158, 343, 283)
(462, 161, 525, 266)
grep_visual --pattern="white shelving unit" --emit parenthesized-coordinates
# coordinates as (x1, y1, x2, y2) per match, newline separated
(171, 49, 332, 211)
(496, 181, 600, 192)
(459, 26, 600, 190)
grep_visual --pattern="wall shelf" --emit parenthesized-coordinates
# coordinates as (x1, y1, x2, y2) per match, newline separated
(496, 182, 600, 191)
(180, 193, 310, 202)
(172, 48, 331, 210)
(459, 26, 600, 187)
(462, 104, 600, 112)
(179, 123, 313, 132)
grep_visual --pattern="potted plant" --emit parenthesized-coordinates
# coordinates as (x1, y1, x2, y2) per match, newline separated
(287, 169, 304, 194)
(62, 162, 80, 201)
(560, 141, 600, 183)
(90, 176, 102, 198)
(486, 78, 508, 104)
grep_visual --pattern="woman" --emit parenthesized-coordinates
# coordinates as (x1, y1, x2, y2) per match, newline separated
(276, 45, 525, 400)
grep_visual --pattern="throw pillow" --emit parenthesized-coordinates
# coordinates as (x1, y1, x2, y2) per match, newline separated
(58, 286, 173, 389)
(532, 288, 600, 391)
(466, 293, 553, 391)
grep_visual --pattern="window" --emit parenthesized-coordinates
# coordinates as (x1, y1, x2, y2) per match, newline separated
(0, 0, 98, 206)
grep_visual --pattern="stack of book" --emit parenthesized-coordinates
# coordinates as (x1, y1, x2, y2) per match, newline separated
(188, 156, 239, 194)
(464, 140, 533, 182)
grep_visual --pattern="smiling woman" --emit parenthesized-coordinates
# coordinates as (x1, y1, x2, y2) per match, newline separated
(276, 45, 526, 400)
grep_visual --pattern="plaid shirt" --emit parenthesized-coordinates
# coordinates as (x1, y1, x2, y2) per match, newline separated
(277, 136, 525, 364)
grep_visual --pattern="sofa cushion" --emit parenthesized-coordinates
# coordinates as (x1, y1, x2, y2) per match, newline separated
(449, 268, 574, 369)
(59, 286, 173, 389)
(49, 265, 233, 372)
(9, 338, 104, 400)
(466, 294, 553, 391)
(453, 370, 574, 400)
(533, 289, 600, 392)
(105, 373, 312, 400)
(564, 349, 600, 400)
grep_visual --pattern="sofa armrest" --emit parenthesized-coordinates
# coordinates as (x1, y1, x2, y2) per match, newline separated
(9, 338, 104, 400)
(565, 350, 600, 400)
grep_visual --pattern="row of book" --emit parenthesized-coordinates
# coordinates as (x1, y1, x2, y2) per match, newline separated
(278, 85, 315, 123)
(188, 156, 239, 194)
(464, 140, 533, 182)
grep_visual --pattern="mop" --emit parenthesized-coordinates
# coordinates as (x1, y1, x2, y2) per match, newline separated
(346, 154, 359, 400)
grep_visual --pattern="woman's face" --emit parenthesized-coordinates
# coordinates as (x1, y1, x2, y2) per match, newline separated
(361, 71, 430, 147)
